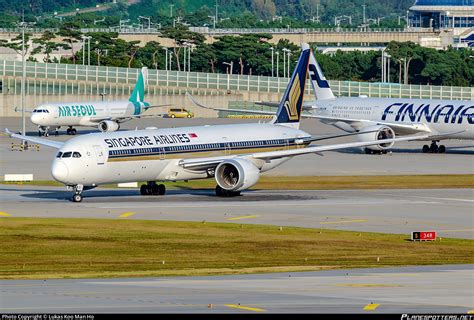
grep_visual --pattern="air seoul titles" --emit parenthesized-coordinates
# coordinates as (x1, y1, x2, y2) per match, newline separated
(58, 105, 97, 117)
(104, 133, 193, 149)
(382, 102, 473, 124)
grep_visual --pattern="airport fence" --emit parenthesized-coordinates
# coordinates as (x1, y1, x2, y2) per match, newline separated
(0, 60, 472, 100)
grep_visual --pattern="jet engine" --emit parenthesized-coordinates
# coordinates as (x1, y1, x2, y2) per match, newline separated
(215, 159, 260, 192)
(357, 125, 395, 151)
(98, 120, 120, 132)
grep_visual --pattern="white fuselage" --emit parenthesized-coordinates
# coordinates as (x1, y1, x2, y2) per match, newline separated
(31, 100, 142, 128)
(51, 123, 311, 187)
(311, 97, 473, 140)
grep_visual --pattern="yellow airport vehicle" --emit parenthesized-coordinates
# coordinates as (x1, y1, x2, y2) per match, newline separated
(167, 108, 194, 118)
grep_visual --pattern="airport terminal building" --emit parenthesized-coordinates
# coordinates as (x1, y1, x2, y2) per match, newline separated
(409, 0, 474, 31)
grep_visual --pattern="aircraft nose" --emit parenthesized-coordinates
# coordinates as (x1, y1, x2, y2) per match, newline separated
(30, 113, 40, 124)
(51, 161, 69, 182)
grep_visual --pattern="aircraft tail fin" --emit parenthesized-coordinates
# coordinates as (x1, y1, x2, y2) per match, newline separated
(273, 43, 311, 128)
(308, 51, 336, 100)
(129, 67, 147, 104)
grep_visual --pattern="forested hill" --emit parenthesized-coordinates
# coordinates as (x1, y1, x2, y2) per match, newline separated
(2, 0, 414, 23)
(136, 0, 414, 20)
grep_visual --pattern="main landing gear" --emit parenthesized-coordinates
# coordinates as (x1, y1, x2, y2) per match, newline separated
(422, 141, 446, 154)
(215, 185, 241, 197)
(66, 127, 77, 135)
(71, 184, 83, 202)
(140, 182, 166, 196)
(364, 148, 391, 155)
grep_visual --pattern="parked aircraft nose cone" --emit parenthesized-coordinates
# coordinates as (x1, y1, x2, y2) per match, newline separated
(51, 161, 69, 182)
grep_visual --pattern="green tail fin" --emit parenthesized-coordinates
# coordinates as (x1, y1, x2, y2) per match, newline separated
(129, 67, 147, 103)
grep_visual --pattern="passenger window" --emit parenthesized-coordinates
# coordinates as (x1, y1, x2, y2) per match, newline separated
(56, 152, 62, 158)
(73, 152, 81, 158)
(62, 152, 72, 158)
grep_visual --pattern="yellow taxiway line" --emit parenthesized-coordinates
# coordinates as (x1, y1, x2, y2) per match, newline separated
(320, 219, 367, 225)
(363, 303, 380, 311)
(0, 212, 11, 217)
(224, 304, 266, 312)
(227, 215, 260, 221)
(118, 212, 136, 219)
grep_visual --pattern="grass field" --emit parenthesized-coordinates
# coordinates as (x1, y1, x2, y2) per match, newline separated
(1, 218, 472, 280)
(1, 174, 473, 190)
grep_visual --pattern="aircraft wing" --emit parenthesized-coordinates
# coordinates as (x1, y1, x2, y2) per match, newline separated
(310, 115, 432, 135)
(179, 133, 430, 170)
(5, 129, 64, 149)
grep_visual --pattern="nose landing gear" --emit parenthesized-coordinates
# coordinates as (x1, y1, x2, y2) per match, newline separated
(66, 127, 77, 135)
(38, 126, 50, 137)
(71, 184, 83, 202)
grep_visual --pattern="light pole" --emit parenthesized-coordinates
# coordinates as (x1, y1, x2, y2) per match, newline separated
(362, 4, 367, 24)
(94, 18, 105, 25)
(169, 4, 174, 18)
(386, 53, 391, 83)
(223, 61, 233, 74)
(20, 21, 26, 145)
(287, 51, 291, 77)
(139, 16, 151, 30)
(282, 48, 290, 78)
(119, 19, 129, 32)
(215, 0, 218, 28)
(163, 48, 168, 71)
(270, 46, 274, 77)
(276, 51, 279, 77)
(187, 44, 191, 72)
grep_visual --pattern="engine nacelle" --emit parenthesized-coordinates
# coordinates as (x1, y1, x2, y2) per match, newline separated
(357, 125, 395, 151)
(98, 120, 120, 132)
(215, 159, 260, 192)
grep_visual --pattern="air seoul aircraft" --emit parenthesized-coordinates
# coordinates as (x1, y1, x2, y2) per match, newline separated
(29, 67, 157, 136)
(194, 51, 473, 154)
(7, 44, 428, 202)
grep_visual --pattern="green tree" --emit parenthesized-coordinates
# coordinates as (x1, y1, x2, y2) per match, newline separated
(161, 25, 205, 71)
(57, 22, 83, 64)
(31, 31, 64, 62)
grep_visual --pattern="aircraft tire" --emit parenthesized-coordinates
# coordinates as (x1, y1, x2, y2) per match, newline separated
(72, 194, 82, 202)
(215, 185, 225, 197)
(438, 145, 446, 153)
(422, 145, 429, 153)
(158, 184, 166, 195)
(71, 129, 77, 135)
(151, 184, 160, 195)
(140, 184, 148, 195)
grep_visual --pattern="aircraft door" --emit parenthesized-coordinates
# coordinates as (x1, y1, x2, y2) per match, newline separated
(93, 145, 105, 165)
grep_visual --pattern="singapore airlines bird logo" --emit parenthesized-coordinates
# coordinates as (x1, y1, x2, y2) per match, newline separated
(284, 75, 301, 121)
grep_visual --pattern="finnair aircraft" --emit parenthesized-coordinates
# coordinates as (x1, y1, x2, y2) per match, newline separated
(305, 53, 473, 154)
(196, 51, 473, 154)
(7, 44, 427, 202)
(29, 67, 156, 136)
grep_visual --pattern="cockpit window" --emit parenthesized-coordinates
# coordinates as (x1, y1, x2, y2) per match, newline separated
(73, 152, 81, 158)
(62, 152, 72, 158)
(56, 152, 62, 158)
(33, 109, 49, 113)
